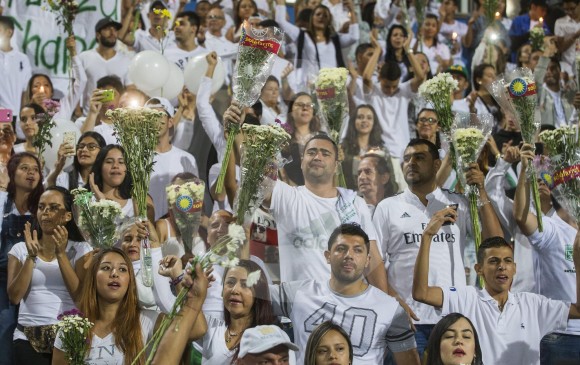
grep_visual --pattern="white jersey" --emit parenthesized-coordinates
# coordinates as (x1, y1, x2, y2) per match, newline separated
(442, 286, 569, 365)
(373, 188, 470, 324)
(270, 280, 416, 365)
(163, 45, 207, 71)
(199, 315, 236, 365)
(270, 182, 378, 282)
(527, 215, 580, 334)
(133, 29, 177, 53)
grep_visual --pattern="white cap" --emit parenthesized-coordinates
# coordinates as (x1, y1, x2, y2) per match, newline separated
(238, 325, 298, 358)
(145, 97, 175, 117)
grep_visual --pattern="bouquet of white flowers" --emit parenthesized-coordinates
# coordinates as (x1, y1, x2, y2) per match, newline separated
(539, 126, 580, 224)
(235, 124, 290, 225)
(166, 179, 206, 255)
(530, 26, 545, 52)
(135, 224, 246, 365)
(53, 309, 93, 365)
(72, 188, 124, 249)
(215, 22, 284, 195)
(452, 113, 494, 253)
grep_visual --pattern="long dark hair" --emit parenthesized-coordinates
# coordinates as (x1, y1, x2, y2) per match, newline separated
(286, 92, 321, 141)
(404, 51, 434, 82)
(304, 321, 353, 365)
(27, 74, 54, 100)
(69, 132, 107, 190)
(342, 104, 384, 156)
(7, 152, 44, 213)
(33, 186, 84, 241)
(385, 24, 410, 68)
(424, 313, 483, 365)
(307, 5, 334, 43)
(89, 145, 133, 200)
(233, 0, 258, 28)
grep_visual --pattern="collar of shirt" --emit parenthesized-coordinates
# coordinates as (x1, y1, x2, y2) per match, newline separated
(479, 287, 520, 307)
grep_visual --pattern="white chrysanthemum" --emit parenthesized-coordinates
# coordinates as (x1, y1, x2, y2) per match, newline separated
(246, 270, 261, 287)
(228, 224, 246, 243)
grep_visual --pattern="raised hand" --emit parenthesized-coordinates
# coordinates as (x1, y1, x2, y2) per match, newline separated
(88, 172, 106, 201)
(24, 222, 40, 258)
(51, 225, 69, 256)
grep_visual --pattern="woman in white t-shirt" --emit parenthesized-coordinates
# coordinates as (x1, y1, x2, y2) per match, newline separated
(414, 14, 451, 75)
(13, 104, 43, 155)
(7, 186, 92, 364)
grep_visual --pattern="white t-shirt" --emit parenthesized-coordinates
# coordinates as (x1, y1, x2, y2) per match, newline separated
(54, 310, 159, 365)
(133, 29, 177, 53)
(438, 21, 468, 65)
(78, 49, 131, 115)
(164, 46, 208, 71)
(544, 87, 567, 127)
(322, 0, 351, 30)
(0, 48, 31, 138)
(8, 240, 92, 341)
(373, 188, 470, 324)
(441, 286, 569, 365)
(554, 15, 580, 75)
(94, 122, 118, 146)
(200, 315, 236, 365)
(203, 32, 237, 86)
(270, 280, 416, 365)
(365, 81, 415, 159)
(411, 39, 451, 74)
(270, 182, 377, 282)
(149, 146, 199, 220)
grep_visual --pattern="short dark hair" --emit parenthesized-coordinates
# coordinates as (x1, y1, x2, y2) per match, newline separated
(473, 63, 494, 91)
(477, 236, 513, 264)
(355, 43, 373, 60)
(0, 16, 15, 31)
(304, 133, 339, 160)
(176, 11, 200, 28)
(327, 223, 370, 252)
(406, 139, 440, 161)
(424, 313, 484, 365)
(379, 61, 402, 81)
(258, 19, 280, 29)
(416, 108, 437, 121)
(97, 75, 125, 95)
(530, 0, 548, 8)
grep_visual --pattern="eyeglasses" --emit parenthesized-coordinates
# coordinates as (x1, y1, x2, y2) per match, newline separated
(207, 15, 225, 20)
(38, 204, 64, 214)
(293, 102, 315, 110)
(417, 117, 438, 125)
(77, 143, 101, 151)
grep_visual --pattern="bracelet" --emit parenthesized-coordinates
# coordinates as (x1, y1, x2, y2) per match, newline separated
(26, 255, 37, 263)
(170, 273, 185, 287)
(480, 199, 491, 206)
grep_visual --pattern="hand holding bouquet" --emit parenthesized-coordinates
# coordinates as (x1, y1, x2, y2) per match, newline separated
(166, 179, 206, 255)
(53, 309, 93, 365)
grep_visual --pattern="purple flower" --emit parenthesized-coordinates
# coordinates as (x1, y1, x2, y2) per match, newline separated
(275, 118, 293, 135)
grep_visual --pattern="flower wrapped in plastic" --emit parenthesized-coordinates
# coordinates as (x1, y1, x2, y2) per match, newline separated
(530, 26, 545, 52)
(34, 99, 60, 162)
(452, 112, 494, 253)
(482, 0, 499, 25)
(135, 224, 246, 365)
(215, 22, 285, 194)
(539, 126, 580, 224)
(53, 309, 93, 365)
(107, 106, 164, 286)
(71, 188, 125, 249)
(234, 124, 290, 225)
(315, 67, 349, 186)
(166, 179, 206, 255)
(486, 67, 543, 231)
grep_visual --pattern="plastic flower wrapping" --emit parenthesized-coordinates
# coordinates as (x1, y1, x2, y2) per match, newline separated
(539, 126, 580, 223)
(315, 67, 349, 186)
(33, 99, 60, 163)
(529, 26, 545, 52)
(71, 188, 125, 249)
(166, 179, 206, 255)
(452, 113, 494, 253)
(135, 223, 246, 365)
(107, 106, 164, 286)
(234, 124, 290, 225)
(482, 0, 499, 25)
(53, 309, 93, 365)
(486, 67, 543, 231)
(215, 22, 285, 195)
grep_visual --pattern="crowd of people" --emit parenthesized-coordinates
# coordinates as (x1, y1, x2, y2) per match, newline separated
(0, 0, 580, 364)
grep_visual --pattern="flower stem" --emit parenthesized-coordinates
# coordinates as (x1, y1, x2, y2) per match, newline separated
(528, 164, 543, 232)
(215, 124, 239, 194)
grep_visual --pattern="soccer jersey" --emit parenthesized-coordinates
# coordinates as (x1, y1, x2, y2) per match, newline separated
(270, 280, 416, 365)
(442, 286, 569, 365)
(271, 182, 377, 282)
(164, 46, 207, 71)
(373, 187, 470, 324)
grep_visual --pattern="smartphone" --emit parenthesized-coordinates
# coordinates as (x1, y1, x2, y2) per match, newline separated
(0, 109, 12, 123)
(443, 204, 458, 226)
(534, 142, 544, 156)
(101, 89, 115, 103)
(63, 131, 76, 157)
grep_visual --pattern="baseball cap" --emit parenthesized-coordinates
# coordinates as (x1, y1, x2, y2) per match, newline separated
(445, 64, 469, 81)
(95, 17, 122, 33)
(150, 0, 169, 12)
(145, 97, 175, 117)
(238, 325, 299, 358)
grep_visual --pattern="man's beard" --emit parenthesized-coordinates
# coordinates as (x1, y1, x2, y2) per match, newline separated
(100, 37, 117, 48)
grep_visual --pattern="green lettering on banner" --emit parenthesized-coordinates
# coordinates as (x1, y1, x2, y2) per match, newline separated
(100, 0, 118, 18)
(25, 0, 41, 6)
(22, 21, 41, 66)
(41, 37, 61, 73)
(78, 0, 98, 13)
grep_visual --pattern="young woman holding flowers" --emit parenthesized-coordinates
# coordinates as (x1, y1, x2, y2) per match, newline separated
(27, 74, 54, 108)
(46, 132, 106, 190)
(14, 103, 44, 155)
(413, 14, 451, 75)
(7, 186, 91, 364)
(0, 152, 44, 364)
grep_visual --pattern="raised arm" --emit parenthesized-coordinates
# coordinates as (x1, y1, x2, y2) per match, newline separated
(465, 163, 504, 240)
(406, 36, 425, 93)
(53, 226, 82, 301)
(484, 145, 520, 230)
(275, 0, 302, 41)
(412, 208, 456, 308)
(362, 32, 381, 94)
(513, 144, 538, 236)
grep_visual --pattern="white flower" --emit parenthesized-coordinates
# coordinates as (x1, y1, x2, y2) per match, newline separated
(228, 224, 246, 244)
(246, 270, 261, 287)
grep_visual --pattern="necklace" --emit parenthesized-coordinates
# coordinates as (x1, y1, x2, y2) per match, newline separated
(225, 327, 239, 344)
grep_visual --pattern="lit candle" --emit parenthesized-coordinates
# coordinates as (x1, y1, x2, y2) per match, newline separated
(539, 17, 544, 23)
(452, 32, 457, 41)
(495, 11, 500, 19)
(129, 99, 139, 108)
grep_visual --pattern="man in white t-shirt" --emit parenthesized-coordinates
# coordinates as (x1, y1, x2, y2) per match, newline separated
(145, 97, 199, 220)
(555, 0, 580, 76)
(122, 0, 176, 53)
(413, 211, 580, 365)
(373, 139, 502, 358)
(78, 17, 132, 116)
(270, 223, 420, 365)
(0, 16, 31, 126)
(437, 0, 468, 66)
(164, 11, 207, 71)
(513, 143, 580, 363)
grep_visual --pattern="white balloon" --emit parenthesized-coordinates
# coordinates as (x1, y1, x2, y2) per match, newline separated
(128, 51, 170, 91)
(184, 53, 225, 95)
(43, 119, 82, 172)
(144, 63, 184, 100)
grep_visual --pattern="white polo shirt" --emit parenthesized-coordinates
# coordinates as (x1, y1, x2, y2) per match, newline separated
(164, 45, 207, 71)
(134, 29, 176, 53)
(373, 187, 471, 324)
(0, 47, 31, 137)
(442, 286, 569, 365)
